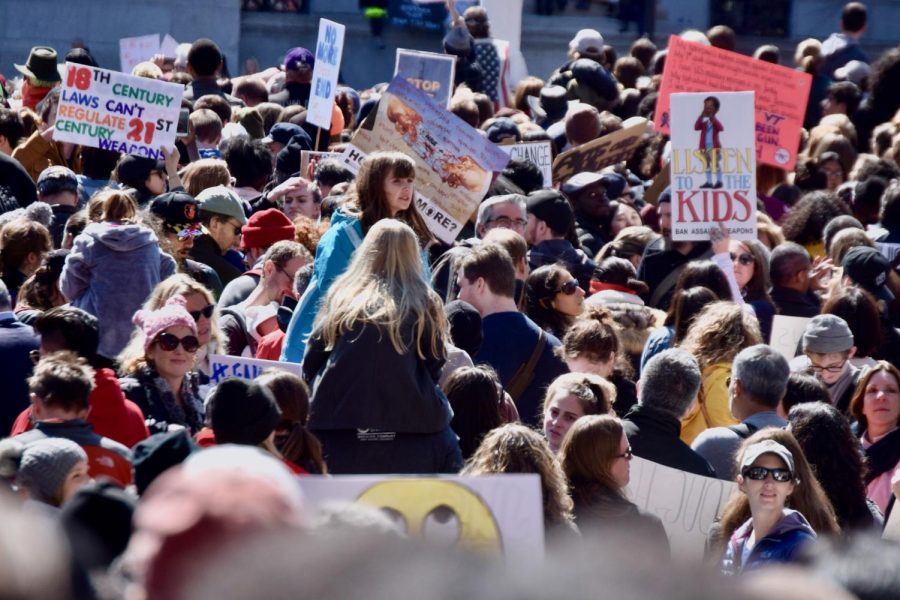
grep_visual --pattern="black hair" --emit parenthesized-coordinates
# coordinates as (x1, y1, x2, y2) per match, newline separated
(525, 264, 576, 339)
(881, 181, 900, 229)
(827, 81, 863, 115)
(313, 159, 355, 189)
(674, 260, 731, 303)
(187, 38, 223, 78)
(841, 2, 867, 32)
(0, 108, 25, 149)
(781, 190, 851, 246)
(220, 137, 273, 188)
(502, 158, 544, 195)
(34, 307, 101, 367)
(80, 147, 121, 181)
(781, 372, 830, 415)
(703, 96, 720, 112)
(443, 365, 505, 460)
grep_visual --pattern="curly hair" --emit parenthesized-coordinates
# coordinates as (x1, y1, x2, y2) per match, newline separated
(462, 423, 574, 528)
(788, 402, 873, 530)
(711, 428, 840, 558)
(679, 301, 761, 369)
(781, 191, 852, 246)
(559, 415, 627, 504)
(525, 264, 576, 339)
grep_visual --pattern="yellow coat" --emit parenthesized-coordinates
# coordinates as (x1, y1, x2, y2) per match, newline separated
(680, 362, 738, 445)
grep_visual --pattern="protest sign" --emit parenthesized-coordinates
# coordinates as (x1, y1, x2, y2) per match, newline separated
(875, 241, 900, 271)
(884, 495, 900, 541)
(54, 63, 184, 159)
(300, 150, 341, 177)
(394, 49, 456, 108)
(298, 474, 544, 563)
(482, 0, 523, 52)
(499, 141, 552, 187)
(119, 34, 160, 74)
(389, 0, 446, 31)
(654, 36, 812, 171)
(627, 455, 736, 561)
(307, 19, 346, 131)
(208, 354, 302, 385)
(159, 34, 179, 59)
(341, 76, 510, 244)
(551, 117, 651, 184)
(668, 92, 757, 241)
(770, 315, 810, 361)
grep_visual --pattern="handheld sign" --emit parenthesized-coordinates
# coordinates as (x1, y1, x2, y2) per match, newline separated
(769, 316, 810, 361)
(208, 354, 302, 384)
(552, 117, 651, 184)
(54, 63, 184, 159)
(119, 34, 160, 74)
(498, 141, 552, 187)
(394, 49, 456, 108)
(307, 19, 346, 131)
(300, 150, 341, 177)
(654, 36, 811, 170)
(668, 92, 757, 241)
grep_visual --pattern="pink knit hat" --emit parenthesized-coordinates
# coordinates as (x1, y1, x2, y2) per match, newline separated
(133, 295, 198, 352)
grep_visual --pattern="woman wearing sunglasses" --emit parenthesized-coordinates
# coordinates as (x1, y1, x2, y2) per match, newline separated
(118, 295, 205, 435)
(713, 429, 839, 574)
(559, 415, 669, 554)
(525, 264, 585, 338)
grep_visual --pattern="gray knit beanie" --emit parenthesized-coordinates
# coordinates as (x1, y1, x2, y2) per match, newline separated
(0, 438, 88, 505)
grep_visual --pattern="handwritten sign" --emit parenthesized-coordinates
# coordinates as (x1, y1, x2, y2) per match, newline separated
(552, 117, 652, 184)
(669, 91, 757, 241)
(119, 34, 160, 74)
(655, 36, 811, 170)
(770, 315, 810, 361)
(498, 140, 552, 187)
(300, 150, 341, 177)
(209, 354, 302, 384)
(54, 63, 183, 159)
(389, 0, 447, 31)
(394, 49, 456, 109)
(298, 474, 544, 564)
(341, 76, 510, 244)
(627, 455, 736, 561)
(308, 19, 346, 130)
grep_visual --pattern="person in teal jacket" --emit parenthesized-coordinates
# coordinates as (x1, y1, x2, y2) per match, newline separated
(281, 151, 433, 363)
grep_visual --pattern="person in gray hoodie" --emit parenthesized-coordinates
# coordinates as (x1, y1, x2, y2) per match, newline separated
(60, 191, 176, 363)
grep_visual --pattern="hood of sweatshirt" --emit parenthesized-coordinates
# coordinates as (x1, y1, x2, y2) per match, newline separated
(83, 221, 159, 253)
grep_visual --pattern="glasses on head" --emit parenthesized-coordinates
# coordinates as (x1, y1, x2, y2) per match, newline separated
(155, 332, 200, 353)
(616, 447, 633, 460)
(487, 216, 527, 229)
(730, 252, 754, 266)
(189, 305, 214, 321)
(808, 358, 847, 374)
(741, 466, 793, 482)
(553, 279, 580, 296)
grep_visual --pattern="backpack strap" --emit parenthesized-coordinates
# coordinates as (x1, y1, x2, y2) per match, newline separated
(506, 329, 547, 402)
(727, 421, 759, 439)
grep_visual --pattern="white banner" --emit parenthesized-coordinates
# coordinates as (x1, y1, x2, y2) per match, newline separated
(208, 353, 302, 384)
(499, 141, 552, 187)
(770, 315, 810, 361)
(119, 34, 160, 74)
(307, 19, 346, 131)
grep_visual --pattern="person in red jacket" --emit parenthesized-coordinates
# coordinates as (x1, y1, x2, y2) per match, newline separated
(10, 307, 149, 448)
(694, 96, 725, 189)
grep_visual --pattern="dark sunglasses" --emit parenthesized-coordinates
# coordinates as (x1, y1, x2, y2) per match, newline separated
(155, 332, 200, 353)
(189, 305, 215, 321)
(741, 466, 793, 482)
(233, 226, 243, 236)
(730, 252, 754, 266)
(553, 279, 579, 296)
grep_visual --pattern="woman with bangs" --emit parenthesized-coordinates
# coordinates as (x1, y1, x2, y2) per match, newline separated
(302, 219, 460, 474)
(282, 151, 433, 362)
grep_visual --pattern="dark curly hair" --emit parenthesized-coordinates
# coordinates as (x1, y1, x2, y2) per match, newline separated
(788, 402, 875, 531)
(780, 190, 852, 246)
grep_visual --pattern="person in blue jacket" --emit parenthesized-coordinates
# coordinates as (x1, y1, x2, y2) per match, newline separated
(280, 151, 433, 363)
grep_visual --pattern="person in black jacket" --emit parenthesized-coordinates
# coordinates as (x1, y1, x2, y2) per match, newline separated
(302, 219, 461, 474)
(621, 348, 716, 477)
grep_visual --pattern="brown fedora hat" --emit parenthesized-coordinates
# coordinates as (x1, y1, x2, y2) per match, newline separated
(14, 47, 61, 83)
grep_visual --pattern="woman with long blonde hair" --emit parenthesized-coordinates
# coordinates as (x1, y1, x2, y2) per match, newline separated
(302, 219, 459, 474)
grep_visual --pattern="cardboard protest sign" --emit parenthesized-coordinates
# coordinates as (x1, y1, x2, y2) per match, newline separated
(627, 455, 736, 561)
(499, 141, 552, 187)
(770, 315, 810, 360)
(551, 117, 652, 184)
(208, 354, 302, 384)
(307, 19, 346, 131)
(668, 92, 757, 241)
(300, 150, 341, 177)
(119, 34, 160, 74)
(298, 474, 544, 563)
(655, 36, 812, 170)
(54, 63, 183, 159)
(394, 49, 456, 109)
(341, 76, 510, 244)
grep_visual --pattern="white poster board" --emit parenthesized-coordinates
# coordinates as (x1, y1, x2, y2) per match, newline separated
(669, 91, 757, 241)
(499, 141, 553, 187)
(297, 474, 544, 564)
(307, 19, 346, 131)
(208, 354, 302, 384)
(119, 34, 160, 74)
(770, 315, 810, 361)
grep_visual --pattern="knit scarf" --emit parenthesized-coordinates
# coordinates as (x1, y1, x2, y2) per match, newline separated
(140, 365, 204, 433)
(863, 427, 900, 484)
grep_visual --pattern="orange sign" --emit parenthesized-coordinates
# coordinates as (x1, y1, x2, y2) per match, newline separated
(654, 36, 812, 171)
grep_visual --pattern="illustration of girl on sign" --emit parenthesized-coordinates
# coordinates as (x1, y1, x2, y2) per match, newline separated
(695, 96, 724, 189)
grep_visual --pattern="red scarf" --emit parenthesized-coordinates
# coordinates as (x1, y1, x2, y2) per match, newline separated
(589, 281, 638, 296)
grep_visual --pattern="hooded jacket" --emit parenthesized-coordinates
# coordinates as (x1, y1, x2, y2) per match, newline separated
(60, 222, 176, 359)
(721, 509, 816, 575)
(528, 239, 596, 291)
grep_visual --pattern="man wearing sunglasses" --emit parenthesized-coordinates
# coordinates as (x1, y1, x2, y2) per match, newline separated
(190, 185, 248, 286)
(789, 315, 861, 414)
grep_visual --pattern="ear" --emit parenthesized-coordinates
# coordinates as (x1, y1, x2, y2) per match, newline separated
(77, 406, 91, 420)
(847, 346, 857, 359)
(737, 474, 746, 493)
(30, 393, 45, 419)
(262, 259, 276, 278)
(475, 223, 486, 238)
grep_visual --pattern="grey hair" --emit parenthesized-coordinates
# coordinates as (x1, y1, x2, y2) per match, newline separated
(638, 348, 701, 417)
(732, 344, 790, 408)
(0, 279, 10, 310)
(475, 194, 526, 233)
(769, 241, 810, 285)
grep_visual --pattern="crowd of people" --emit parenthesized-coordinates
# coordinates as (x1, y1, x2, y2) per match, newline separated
(1, 0, 900, 597)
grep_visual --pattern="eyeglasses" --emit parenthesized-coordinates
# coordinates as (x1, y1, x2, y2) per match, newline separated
(189, 305, 214, 321)
(741, 466, 793, 482)
(486, 216, 527, 229)
(553, 279, 580, 296)
(155, 332, 200, 353)
(730, 252, 754, 266)
(808, 358, 847, 374)
(616, 447, 633, 460)
(232, 225, 243, 236)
